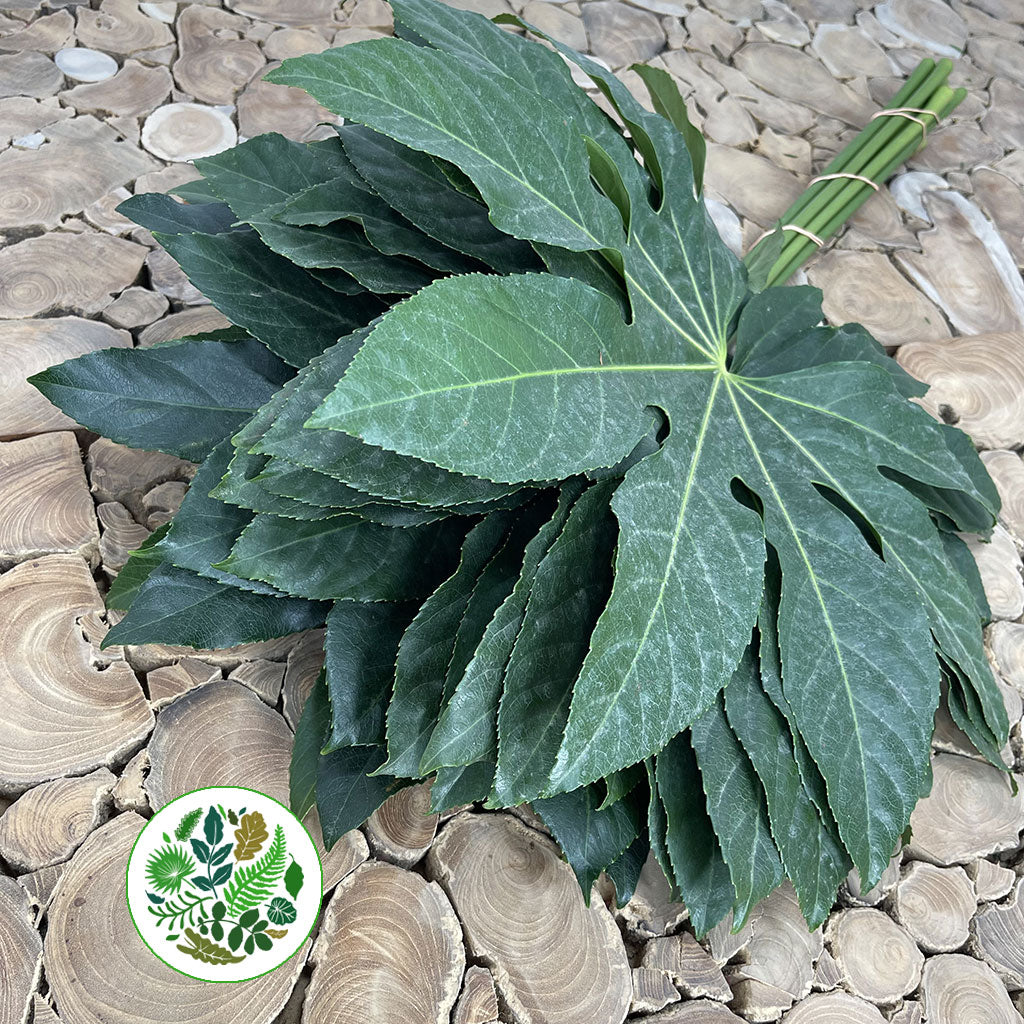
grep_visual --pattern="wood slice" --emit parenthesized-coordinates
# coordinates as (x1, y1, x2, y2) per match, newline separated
(98, 502, 151, 575)
(920, 953, 1023, 1024)
(427, 812, 632, 1024)
(453, 965, 500, 1024)
(897, 332, 1024, 450)
(0, 874, 41, 1024)
(805, 250, 949, 348)
(0, 767, 114, 872)
(906, 753, 1024, 865)
(889, 1002, 923, 1024)
(102, 286, 169, 330)
(87, 439, 195, 521)
(146, 246, 209, 304)
(0, 231, 148, 319)
(811, 948, 840, 991)
(17, 863, 66, 916)
(962, 526, 1024, 623)
(635, 1000, 744, 1022)
(365, 782, 438, 868)
(780, 991, 886, 1023)
(146, 658, 221, 709)
(0, 10, 74, 53)
(989, 622, 1024, 696)
(304, 860, 464, 1024)
(282, 629, 326, 729)
(973, 167, 1024, 269)
(840, 849, 901, 906)
(895, 193, 1024, 336)
(1, 317, 131, 441)
(727, 884, 822, 1019)
(630, 967, 680, 1015)
(0, 114, 157, 231)
(263, 28, 331, 60)
(143, 678, 366, 891)
(732, 42, 875, 124)
(142, 479, 187, 529)
(119, 625, 299, 674)
(580, 2, 664, 66)
(968, 857, 1017, 901)
(0, 51, 62, 99)
(146, 679, 293, 809)
(982, 451, 1024, 545)
(142, 103, 238, 162)
(76, 0, 175, 55)
(173, 6, 266, 104)
(112, 748, 150, 815)
(0, 432, 100, 571)
(891, 861, 975, 953)
(641, 933, 731, 1001)
(0, 95, 72, 148)
(45, 813, 308, 1024)
(138, 306, 231, 347)
(30, 994, 66, 1024)
(970, 875, 1024, 989)
(0, 555, 153, 796)
(704, 143, 805, 227)
(236, 68, 340, 143)
(228, 0, 338, 26)
(618, 852, 689, 939)
(54, 47, 118, 84)
(60, 60, 172, 118)
(228, 659, 286, 706)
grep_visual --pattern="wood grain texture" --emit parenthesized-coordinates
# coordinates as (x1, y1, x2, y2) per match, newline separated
(304, 860, 464, 1024)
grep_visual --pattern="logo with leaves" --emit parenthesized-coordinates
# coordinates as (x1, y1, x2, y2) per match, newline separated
(127, 787, 321, 982)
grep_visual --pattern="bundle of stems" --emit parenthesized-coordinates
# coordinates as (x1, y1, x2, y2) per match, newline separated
(746, 58, 964, 288)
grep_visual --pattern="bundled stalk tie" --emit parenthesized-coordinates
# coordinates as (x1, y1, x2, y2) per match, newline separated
(745, 57, 964, 288)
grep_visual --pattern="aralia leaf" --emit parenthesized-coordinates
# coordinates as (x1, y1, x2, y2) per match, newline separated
(29, 333, 288, 462)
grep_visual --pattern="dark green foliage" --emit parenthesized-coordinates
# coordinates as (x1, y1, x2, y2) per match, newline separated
(35, 0, 1004, 933)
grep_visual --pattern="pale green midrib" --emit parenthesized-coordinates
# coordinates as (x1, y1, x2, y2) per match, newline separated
(724, 378, 874, 873)
(553, 373, 724, 787)
(322, 362, 718, 418)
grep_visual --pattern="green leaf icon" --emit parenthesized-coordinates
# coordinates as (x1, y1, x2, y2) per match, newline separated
(284, 859, 304, 901)
(267, 897, 296, 925)
(174, 808, 203, 842)
(145, 845, 197, 896)
(204, 806, 224, 847)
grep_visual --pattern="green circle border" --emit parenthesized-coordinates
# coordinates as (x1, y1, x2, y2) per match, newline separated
(125, 785, 325, 984)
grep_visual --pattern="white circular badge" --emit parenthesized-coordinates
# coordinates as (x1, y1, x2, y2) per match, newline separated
(126, 787, 323, 982)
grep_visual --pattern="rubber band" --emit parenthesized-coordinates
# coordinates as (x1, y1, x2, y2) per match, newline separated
(868, 107, 937, 139)
(807, 172, 880, 190)
(752, 224, 826, 249)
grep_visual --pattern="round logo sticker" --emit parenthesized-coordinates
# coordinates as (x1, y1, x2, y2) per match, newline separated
(126, 787, 322, 982)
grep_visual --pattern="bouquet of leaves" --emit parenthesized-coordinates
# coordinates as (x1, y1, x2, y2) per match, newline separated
(33, 0, 1006, 934)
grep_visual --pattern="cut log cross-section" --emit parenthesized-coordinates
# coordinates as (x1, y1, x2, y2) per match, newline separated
(0, 432, 100, 570)
(971, 875, 1024, 991)
(891, 861, 976, 953)
(45, 814, 309, 1024)
(641, 933, 732, 1001)
(304, 860, 465, 1024)
(0, 767, 115, 872)
(0, 875, 42, 1024)
(0, 555, 153, 795)
(906, 753, 1024, 865)
(781, 991, 887, 1023)
(427, 812, 632, 1024)
(826, 908, 924, 1004)
(920, 953, 1023, 1024)
(365, 782, 438, 868)
(453, 965, 499, 1024)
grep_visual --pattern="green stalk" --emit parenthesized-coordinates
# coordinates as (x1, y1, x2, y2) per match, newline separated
(746, 58, 964, 289)
(767, 85, 962, 286)
(777, 59, 946, 229)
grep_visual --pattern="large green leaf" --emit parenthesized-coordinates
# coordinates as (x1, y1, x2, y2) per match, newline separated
(315, 267, 994, 884)
(29, 332, 287, 461)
